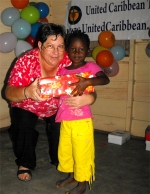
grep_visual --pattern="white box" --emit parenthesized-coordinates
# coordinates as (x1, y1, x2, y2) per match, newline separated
(108, 130, 131, 145)
(145, 141, 150, 151)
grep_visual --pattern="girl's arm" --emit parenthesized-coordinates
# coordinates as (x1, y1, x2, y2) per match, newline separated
(70, 71, 110, 96)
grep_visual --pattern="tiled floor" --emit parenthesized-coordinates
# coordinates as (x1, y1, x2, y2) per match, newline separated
(0, 120, 149, 194)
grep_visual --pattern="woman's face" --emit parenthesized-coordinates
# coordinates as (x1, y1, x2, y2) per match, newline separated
(38, 35, 65, 67)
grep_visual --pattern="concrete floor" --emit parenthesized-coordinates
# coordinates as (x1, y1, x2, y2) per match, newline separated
(0, 119, 149, 194)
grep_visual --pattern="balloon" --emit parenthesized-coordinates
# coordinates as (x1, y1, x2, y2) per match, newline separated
(11, 0, 29, 9)
(15, 40, 33, 57)
(38, 18, 48, 23)
(20, 6, 40, 24)
(0, 32, 17, 53)
(26, 35, 35, 47)
(145, 43, 150, 58)
(30, 22, 42, 38)
(98, 31, 115, 48)
(18, 37, 26, 40)
(96, 50, 114, 68)
(35, 2, 50, 18)
(1, 7, 20, 27)
(104, 61, 119, 77)
(12, 19, 31, 39)
(110, 45, 125, 61)
(29, 2, 37, 6)
(92, 46, 108, 61)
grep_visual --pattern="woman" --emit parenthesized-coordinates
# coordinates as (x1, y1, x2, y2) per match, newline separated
(5, 23, 97, 182)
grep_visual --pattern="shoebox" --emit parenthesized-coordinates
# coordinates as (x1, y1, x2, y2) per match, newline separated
(108, 130, 131, 145)
(145, 141, 150, 151)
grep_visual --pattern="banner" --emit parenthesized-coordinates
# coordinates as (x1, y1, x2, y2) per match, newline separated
(64, 0, 150, 40)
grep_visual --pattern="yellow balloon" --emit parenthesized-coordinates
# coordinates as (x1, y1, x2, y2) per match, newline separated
(92, 46, 108, 61)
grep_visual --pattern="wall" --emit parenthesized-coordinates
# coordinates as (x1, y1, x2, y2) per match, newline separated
(0, 0, 150, 137)
(131, 40, 150, 136)
(0, 0, 13, 128)
(90, 40, 150, 137)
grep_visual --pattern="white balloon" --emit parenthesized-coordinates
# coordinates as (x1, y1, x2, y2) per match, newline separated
(0, 32, 17, 53)
(15, 40, 33, 57)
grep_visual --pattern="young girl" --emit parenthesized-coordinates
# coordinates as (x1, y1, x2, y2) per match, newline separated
(55, 31, 110, 194)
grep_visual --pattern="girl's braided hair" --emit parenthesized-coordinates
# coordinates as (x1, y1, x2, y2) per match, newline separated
(65, 30, 90, 50)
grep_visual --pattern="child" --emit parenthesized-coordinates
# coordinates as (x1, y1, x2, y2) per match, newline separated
(55, 31, 110, 194)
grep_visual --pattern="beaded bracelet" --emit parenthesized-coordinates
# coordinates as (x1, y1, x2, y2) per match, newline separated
(24, 87, 28, 99)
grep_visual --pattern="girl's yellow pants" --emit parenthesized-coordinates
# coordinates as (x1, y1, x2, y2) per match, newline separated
(57, 118, 95, 184)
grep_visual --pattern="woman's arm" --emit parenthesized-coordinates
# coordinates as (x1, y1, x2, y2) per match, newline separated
(64, 92, 97, 109)
(5, 78, 44, 102)
(5, 85, 27, 102)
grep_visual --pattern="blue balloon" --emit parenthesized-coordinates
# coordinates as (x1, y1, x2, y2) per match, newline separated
(110, 45, 125, 61)
(145, 43, 150, 58)
(30, 22, 42, 38)
(12, 19, 31, 39)
(1, 7, 20, 27)
(35, 2, 49, 18)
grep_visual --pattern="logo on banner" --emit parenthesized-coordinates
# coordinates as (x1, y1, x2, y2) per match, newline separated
(68, 6, 82, 25)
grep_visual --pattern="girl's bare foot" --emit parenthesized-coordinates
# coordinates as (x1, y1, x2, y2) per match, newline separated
(56, 173, 76, 188)
(65, 181, 86, 194)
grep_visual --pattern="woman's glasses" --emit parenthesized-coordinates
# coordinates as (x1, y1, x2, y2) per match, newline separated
(43, 44, 65, 52)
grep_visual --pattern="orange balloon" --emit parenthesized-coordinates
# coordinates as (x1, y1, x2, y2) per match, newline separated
(38, 18, 48, 23)
(11, 0, 29, 9)
(98, 31, 115, 48)
(96, 50, 114, 68)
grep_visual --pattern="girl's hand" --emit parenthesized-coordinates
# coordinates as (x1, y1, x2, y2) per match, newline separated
(69, 71, 110, 96)
(69, 76, 91, 96)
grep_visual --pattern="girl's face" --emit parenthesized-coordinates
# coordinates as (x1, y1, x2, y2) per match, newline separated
(38, 35, 65, 68)
(68, 38, 89, 66)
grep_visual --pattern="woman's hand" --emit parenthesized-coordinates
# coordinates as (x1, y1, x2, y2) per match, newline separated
(64, 92, 97, 109)
(25, 78, 44, 101)
(5, 78, 44, 102)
